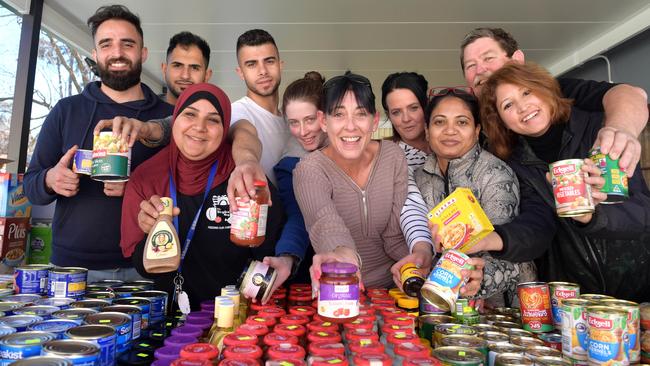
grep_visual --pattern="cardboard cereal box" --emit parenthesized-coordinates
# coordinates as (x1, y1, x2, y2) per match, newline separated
(0, 217, 29, 273)
(427, 187, 493, 253)
(0, 173, 31, 217)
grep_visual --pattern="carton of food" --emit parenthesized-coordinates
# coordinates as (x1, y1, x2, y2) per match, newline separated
(427, 187, 493, 253)
(0, 173, 31, 217)
(0, 217, 29, 273)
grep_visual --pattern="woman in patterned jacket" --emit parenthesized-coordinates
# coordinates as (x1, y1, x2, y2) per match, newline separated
(414, 87, 536, 307)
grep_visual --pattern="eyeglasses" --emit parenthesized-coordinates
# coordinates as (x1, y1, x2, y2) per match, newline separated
(428, 86, 474, 100)
(323, 73, 372, 90)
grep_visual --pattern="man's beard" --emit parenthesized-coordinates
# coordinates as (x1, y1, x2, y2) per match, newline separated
(98, 57, 142, 91)
(246, 78, 280, 98)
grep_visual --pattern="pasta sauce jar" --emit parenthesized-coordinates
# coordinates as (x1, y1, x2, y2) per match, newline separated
(318, 262, 359, 323)
(230, 180, 269, 247)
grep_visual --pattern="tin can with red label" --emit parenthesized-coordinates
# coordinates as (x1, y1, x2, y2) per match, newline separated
(549, 282, 579, 330)
(549, 159, 594, 217)
(517, 282, 553, 333)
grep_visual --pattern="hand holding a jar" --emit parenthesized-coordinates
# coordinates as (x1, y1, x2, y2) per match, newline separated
(309, 246, 362, 298)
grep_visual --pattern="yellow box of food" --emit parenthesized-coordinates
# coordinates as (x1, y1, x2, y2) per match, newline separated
(427, 187, 493, 253)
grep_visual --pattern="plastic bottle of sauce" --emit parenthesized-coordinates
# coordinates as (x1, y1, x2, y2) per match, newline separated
(143, 197, 181, 273)
(230, 181, 269, 247)
(318, 262, 359, 323)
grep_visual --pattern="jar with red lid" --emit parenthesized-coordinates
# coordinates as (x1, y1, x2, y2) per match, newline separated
(222, 345, 263, 362)
(267, 343, 306, 361)
(249, 302, 273, 315)
(343, 318, 376, 333)
(274, 324, 307, 346)
(310, 355, 349, 366)
(263, 332, 299, 350)
(245, 315, 276, 328)
(217, 358, 259, 366)
(270, 292, 286, 309)
(307, 341, 345, 359)
(366, 288, 389, 297)
(394, 343, 430, 366)
(171, 359, 212, 366)
(279, 314, 310, 326)
(289, 283, 311, 291)
(380, 324, 414, 346)
(402, 357, 442, 366)
(317, 262, 359, 323)
(288, 306, 316, 318)
(223, 333, 258, 348)
(386, 332, 422, 357)
(179, 343, 219, 361)
(306, 330, 342, 344)
(257, 307, 286, 320)
(348, 340, 385, 358)
(235, 323, 269, 340)
(351, 353, 392, 366)
(344, 328, 379, 344)
(288, 293, 313, 308)
(384, 314, 415, 327)
(230, 180, 269, 247)
(358, 306, 376, 316)
(306, 320, 339, 333)
(265, 359, 306, 366)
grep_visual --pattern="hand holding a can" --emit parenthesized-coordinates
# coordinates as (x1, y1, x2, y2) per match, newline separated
(94, 116, 162, 147)
(138, 195, 181, 233)
(459, 257, 485, 297)
(103, 181, 126, 197)
(45, 145, 80, 197)
(593, 125, 642, 178)
(390, 241, 433, 292)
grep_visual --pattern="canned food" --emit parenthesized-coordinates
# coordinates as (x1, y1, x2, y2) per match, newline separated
(524, 345, 562, 361)
(485, 314, 517, 325)
(534, 356, 572, 366)
(48, 267, 88, 299)
(507, 327, 532, 339)
(51, 308, 98, 324)
(548, 282, 579, 330)
(587, 305, 629, 365)
(70, 299, 111, 311)
(510, 335, 544, 348)
(72, 149, 93, 175)
(35, 298, 75, 309)
(537, 332, 563, 351)
(488, 344, 524, 366)
(478, 331, 509, 344)
(131, 291, 167, 325)
(421, 250, 475, 312)
(1, 294, 42, 304)
(400, 263, 425, 297)
(10, 356, 72, 366)
(473, 324, 501, 334)
(237, 260, 277, 305)
(122, 280, 155, 291)
(432, 346, 484, 365)
(84, 292, 115, 302)
(517, 282, 553, 332)
(561, 298, 592, 361)
(102, 305, 143, 340)
(84, 312, 132, 355)
(601, 299, 641, 363)
(0, 302, 24, 315)
(64, 325, 116, 366)
(590, 147, 628, 203)
(434, 323, 477, 347)
(111, 286, 142, 298)
(418, 314, 455, 342)
(580, 294, 613, 302)
(0, 325, 15, 338)
(0, 314, 43, 331)
(440, 335, 488, 363)
(27, 319, 78, 338)
(549, 159, 594, 217)
(13, 305, 59, 320)
(14, 264, 52, 295)
(41, 339, 100, 365)
(0, 330, 56, 365)
(420, 293, 449, 315)
(494, 352, 534, 366)
(92, 131, 131, 181)
(89, 280, 123, 289)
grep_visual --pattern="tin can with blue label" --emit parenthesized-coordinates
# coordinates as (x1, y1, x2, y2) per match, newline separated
(0, 302, 24, 315)
(1, 294, 42, 305)
(548, 281, 580, 330)
(102, 305, 142, 340)
(70, 299, 111, 312)
(48, 267, 88, 299)
(72, 149, 93, 176)
(13, 305, 59, 320)
(84, 292, 115, 303)
(0, 314, 43, 331)
(65, 325, 116, 366)
(51, 308, 98, 325)
(42, 339, 100, 366)
(112, 286, 142, 299)
(35, 297, 75, 310)
(420, 249, 474, 313)
(590, 147, 629, 204)
(122, 280, 154, 291)
(132, 290, 167, 325)
(14, 264, 52, 295)
(27, 319, 79, 339)
(113, 297, 150, 330)
(0, 326, 15, 338)
(84, 312, 132, 355)
(0, 330, 56, 365)
(587, 305, 628, 365)
(9, 355, 72, 365)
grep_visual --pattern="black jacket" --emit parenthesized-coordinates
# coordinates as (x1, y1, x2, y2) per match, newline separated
(493, 108, 650, 302)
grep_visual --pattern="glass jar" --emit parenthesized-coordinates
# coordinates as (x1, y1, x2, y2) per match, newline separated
(267, 343, 306, 361)
(289, 306, 316, 318)
(351, 352, 391, 366)
(306, 330, 342, 344)
(279, 314, 310, 327)
(318, 262, 359, 323)
(230, 180, 269, 247)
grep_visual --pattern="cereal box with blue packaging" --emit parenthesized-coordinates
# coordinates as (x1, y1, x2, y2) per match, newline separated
(427, 187, 493, 253)
(0, 173, 31, 218)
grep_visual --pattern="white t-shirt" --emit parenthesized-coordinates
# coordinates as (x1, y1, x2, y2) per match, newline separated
(230, 96, 289, 186)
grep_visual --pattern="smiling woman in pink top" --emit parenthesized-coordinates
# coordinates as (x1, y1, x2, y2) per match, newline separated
(293, 71, 410, 289)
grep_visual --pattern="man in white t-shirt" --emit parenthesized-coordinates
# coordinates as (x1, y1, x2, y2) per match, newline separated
(229, 29, 292, 187)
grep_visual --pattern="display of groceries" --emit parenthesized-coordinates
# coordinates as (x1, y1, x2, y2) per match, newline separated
(0, 262, 646, 366)
(427, 188, 494, 253)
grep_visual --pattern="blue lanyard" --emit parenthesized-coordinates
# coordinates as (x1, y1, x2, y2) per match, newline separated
(169, 161, 218, 274)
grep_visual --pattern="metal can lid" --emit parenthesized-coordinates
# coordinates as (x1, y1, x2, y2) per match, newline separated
(27, 319, 78, 333)
(2, 294, 42, 304)
(65, 324, 115, 339)
(50, 267, 88, 274)
(102, 305, 141, 315)
(0, 324, 16, 337)
(42, 339, 100, 356)
(0, 301, 25, 312)
(494, 352, 534, 366)
(35, 298, 75, 307)
(113, 297, 152, 306)
(9, 356, 72, 366)
(535, 356, 573, 366)
(0, 314, 43, 328)
(84, 311, 130, 326)
(441, 334, 487, 348)
(52, 308, 98, 320)
(14, 305, 59, 317)
(432, 346, 484, 363)
(0, 330, 56, 346)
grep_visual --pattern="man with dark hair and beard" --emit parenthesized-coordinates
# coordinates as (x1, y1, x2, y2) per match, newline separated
(24, 5, 173, 282)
